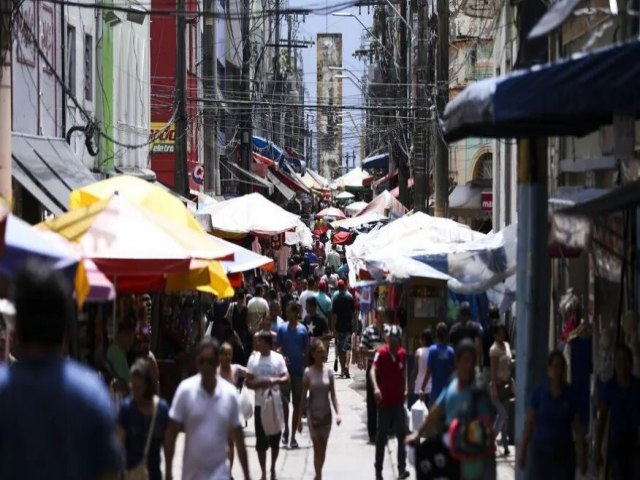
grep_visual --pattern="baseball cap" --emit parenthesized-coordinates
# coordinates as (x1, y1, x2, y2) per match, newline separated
(337, 279, 346, 289)
(318, 280, 328, 290)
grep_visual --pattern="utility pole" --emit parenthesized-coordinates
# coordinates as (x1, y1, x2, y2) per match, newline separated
(0, 0, 12, 202)
(174, 0, 189, 196)
(413, 0, 428, 212)
(203, 0, 219, 195)
(239, 0, 253, 194)
(513, 1, 549, 479)
(396, 0, 410, 208)
(273, 0, 281, 147)
(434, 0, 449, 217)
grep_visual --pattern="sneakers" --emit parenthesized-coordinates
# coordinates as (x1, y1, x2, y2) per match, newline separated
(398, 471, 410, 479)
(290, 438, 299, 449)
(282, 432, 289, 446)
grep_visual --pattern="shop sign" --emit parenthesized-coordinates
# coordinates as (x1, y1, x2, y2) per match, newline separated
(481, 192, 493, 211)
(150, 122, 176, 153)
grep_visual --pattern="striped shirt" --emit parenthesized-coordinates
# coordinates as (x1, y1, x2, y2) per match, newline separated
(361, 324, 388, 362)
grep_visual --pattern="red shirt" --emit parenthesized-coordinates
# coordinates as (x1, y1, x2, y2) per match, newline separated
(373, 345, 407, 407)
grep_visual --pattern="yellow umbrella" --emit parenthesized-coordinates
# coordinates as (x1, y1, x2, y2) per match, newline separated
(166, 259, 234, 298)
(69, 175, 203, 233)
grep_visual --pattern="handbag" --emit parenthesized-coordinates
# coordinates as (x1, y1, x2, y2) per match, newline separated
(239, 386, 254, 421)
(261, 388, 285, 436)
(125, 396, 159, 480)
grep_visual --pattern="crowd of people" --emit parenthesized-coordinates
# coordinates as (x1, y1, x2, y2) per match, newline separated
(1, 257, 640, 480)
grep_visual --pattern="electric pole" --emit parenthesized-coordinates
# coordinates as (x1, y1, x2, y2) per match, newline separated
(413, 0, 428, 212)
(396, 0, 410, 208)
(203, 0, 219, 195)
(240, 0, 253, 194)
(434, 0, 449, 217)
(0, 0, 12, 202)
(273, 0, 281, 147)
(174, 0, 189, 196)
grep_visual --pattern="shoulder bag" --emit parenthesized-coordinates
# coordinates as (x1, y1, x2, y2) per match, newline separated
(125, 396, 159, 480)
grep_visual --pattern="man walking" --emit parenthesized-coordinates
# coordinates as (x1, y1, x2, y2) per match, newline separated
(360, 306, 388, 443)
(0, 260, 122, 479)
(449, 302, 484, 367)
(370, 325, 410, 480)
(277, 301, 309, 449)
(165, 338, 250, 480)
(420, 322, 455, 406)
(247, 331, 290, 480)
(247, 284, 270, 335)
(315, 280, 333, 325)
(332, 279, 355, 378)
(298, 276, 317, 320)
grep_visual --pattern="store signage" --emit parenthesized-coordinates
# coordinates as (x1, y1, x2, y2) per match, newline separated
(191, 164, 205, 185)
(150, 122, 176, 153)
(481, 192, 493, 211)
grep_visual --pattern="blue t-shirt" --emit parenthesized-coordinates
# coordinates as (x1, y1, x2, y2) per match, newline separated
(316, 292, 333, 320)
(118, 396, 170, 480)
(436, 377, 493, 427)
(601, 376, 640, 438)
(427, 343, 455, 401)
(337, 263, 349, 278)
(277, 323, 309, 377)
(529, 380, 578, 446)
(0, 358, 122, 479)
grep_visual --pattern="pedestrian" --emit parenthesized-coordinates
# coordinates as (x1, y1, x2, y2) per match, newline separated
(419, 322, 455, 407)
(315, 280, 333, 325)
(0, 260, 122, 479)
(118, 359, 169, 480)
(518, 350, 586, 479)
(296, 339, 342, 480)
(299, 276, 317, 320)
(331, 279, 355, 378)
(408, 339, 496, 480)
(269, 301, 286, 345)
(247, 331, 290, 480)
(247, 284, 270, 335)
(219, 342, 248, 475)
(277, 301, 310, 449)
(369, 324, 410, 480)
(408, 328, 434, 408)
(280, 279, 297, 317)
(304, 297, 329, 345)
(449, 302, 484, 368)
(254, 309, 278, 351)
(360, 306, 388, 443)
(326, 245, 341, 271)
(165, 338, 250, 480)
(314, 257, 326, 280)
(595, 344, 640, 479)
(489, 324, 514, 456)
(227, 288, 251, 363)
(108, 319, 136, 394)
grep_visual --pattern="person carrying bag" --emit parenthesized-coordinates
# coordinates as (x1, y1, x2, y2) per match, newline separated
(125, 396, 159, 480)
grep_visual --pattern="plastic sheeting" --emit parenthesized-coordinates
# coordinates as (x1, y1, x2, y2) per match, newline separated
(357, 190, 407, 218)
(330, 167, 373, 189)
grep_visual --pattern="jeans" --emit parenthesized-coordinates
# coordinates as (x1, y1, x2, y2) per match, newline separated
(375, 404, 408, 474)
(493, 399, 509, 448)
(365, 361, 378, 441)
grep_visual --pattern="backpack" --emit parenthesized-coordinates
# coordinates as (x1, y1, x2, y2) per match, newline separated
(448, 380, 495, 461)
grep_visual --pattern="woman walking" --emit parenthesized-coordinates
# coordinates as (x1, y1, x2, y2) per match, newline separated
(296, 339, 341, 480)
(518, 351, 586, 479)
(408, 328, 433, 407)
(489, 324, 514, 456)
(117, 359, 170, 480)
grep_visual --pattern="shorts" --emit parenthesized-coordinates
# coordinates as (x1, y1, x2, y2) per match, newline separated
(255, 406, 282, 451)
(281, 374, 303, 406)
(335, 331, 353, 354)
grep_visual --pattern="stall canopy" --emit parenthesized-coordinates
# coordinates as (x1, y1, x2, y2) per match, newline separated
(198, 192, 301, 236)
(345, 201, 369, 217)
(358, 190, 407, 218)
(391, 178, 414, 197)
(362, 152, 389, 170)
(252, 136, 284, 162)
(331, 167, 373, 190)
(216, 237, 275, 273)
(332, 211, 387, 230)
(442, 40, 640, 142)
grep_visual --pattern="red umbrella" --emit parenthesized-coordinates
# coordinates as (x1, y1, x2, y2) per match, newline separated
(316, 207, 346, 220)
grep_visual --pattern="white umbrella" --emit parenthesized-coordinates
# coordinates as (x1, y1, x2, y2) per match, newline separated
(335, 191, 355, 200)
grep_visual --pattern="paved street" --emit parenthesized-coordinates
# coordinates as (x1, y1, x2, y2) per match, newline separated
(165, 349, 517, 479)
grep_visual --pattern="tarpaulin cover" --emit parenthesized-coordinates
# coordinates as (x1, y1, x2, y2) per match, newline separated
(331, 167, 373, 189)
(345, 201, 369, 217)
(199, 192, 301, 235)
(358, 190, 407, 218)
(362, 152, 389, 170)
(442, 41, 640, 142)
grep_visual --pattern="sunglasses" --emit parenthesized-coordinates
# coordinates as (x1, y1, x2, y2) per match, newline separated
(198, 356, 216, 365)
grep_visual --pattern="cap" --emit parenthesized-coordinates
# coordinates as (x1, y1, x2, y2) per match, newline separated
(387, 324, 402, 339)
(318, 280, 328, 290)
(338, 279, 346, 289)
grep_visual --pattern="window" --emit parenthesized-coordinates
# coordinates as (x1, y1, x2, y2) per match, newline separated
(67, 25, 76, 96)
(84, 34, 93, 101)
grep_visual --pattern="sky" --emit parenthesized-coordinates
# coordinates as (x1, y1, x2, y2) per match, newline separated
(289, 0, 373, 168)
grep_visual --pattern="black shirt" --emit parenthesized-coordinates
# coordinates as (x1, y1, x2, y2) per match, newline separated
(332, 292, 355, 333)
(449, 320, 482, 349)
(304, 314, 329, 338)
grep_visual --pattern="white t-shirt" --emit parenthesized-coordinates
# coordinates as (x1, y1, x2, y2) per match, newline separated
(247, 296, 270, 334)
(490, 341, 513, 383)
(413, 347, 432, 394)
(298, 289, 317, 320)
(169, 374, 242, 480)
(247, 351, 288, 407)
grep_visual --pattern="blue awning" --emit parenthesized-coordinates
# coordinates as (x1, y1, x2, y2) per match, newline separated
(442, 41, 640, 142)
(252, 136, 284, 162)
(363, 152, 389, 170)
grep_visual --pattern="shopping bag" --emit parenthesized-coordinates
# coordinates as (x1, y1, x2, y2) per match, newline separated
(239, 386, 253, 421)
(411, 400, 428, 431)
(261, 388, 285, 436)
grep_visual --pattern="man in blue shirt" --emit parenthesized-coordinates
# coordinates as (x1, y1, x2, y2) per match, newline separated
(277, 301, 309, 449)
(0, 260, 122, 480)
(420, 322, 455, 406)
